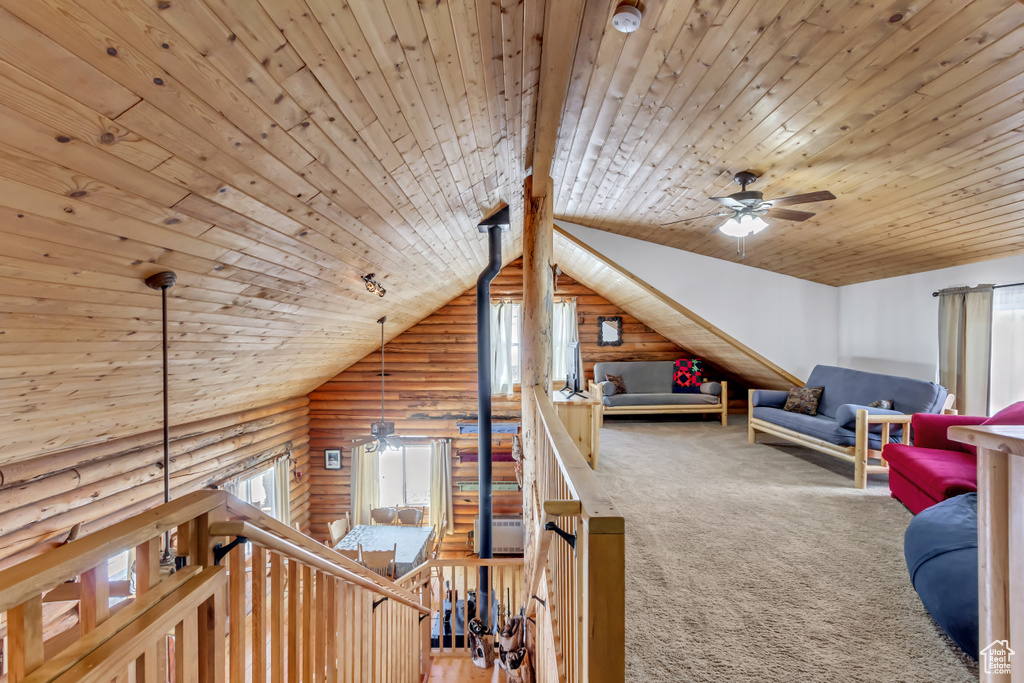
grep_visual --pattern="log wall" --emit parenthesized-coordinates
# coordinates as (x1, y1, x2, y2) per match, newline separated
(0, 397, 311, 570)
(307, 258, 736, 554)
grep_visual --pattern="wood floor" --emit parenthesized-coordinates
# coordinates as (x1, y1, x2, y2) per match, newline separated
(428, 657, 505, 682)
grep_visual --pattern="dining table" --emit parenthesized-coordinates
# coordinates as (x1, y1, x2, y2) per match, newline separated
(334, 524, 434, 578)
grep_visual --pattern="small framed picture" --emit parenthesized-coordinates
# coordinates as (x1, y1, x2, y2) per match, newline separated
(324, 449, 343, 470)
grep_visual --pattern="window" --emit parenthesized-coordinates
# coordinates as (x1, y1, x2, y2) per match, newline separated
(991, 284, 1024, 413)
(491, 300, 581, 388)
(225, 467, 279, 520)
(223, 467, 281, 556)
(108, 550, 132, 606)
(551, 299, 580, 382)
(108, 550, 130, 581)
(378, 445, 431, 508)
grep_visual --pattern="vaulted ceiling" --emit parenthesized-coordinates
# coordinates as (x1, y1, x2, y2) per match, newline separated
(0, 0, 542, 461)
(1, 0, 1022, 460)
(555, 0, 1024, 285)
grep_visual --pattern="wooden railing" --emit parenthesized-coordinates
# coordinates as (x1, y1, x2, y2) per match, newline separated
(397, 557, 524, 662)
(0, 489, 428, 682)
(528, 387, 625, 682)
(949, 424, 1024, 682)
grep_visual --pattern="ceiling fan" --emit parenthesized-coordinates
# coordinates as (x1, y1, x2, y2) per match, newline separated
(339, 316, 431, 453)
(661, 171, 835, 255)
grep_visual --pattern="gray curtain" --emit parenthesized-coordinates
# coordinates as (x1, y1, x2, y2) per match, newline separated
(938, 285, 993, 415)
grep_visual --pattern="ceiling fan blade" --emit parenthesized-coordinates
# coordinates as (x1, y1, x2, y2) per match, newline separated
(710, 195, 745, 209)
(768, 190, 836, 206)
(764, 207, 815, 222)
(342, 435, 378, 447)
(661, 211, 729, 227)
(389, 434, 434, 444)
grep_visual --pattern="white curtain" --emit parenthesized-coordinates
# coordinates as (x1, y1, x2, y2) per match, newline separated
(350, 445, 379, 526)
(938, 285, 993, 416)
(551, 299, 582, 382)
(273, 452, 292, 526)
(491, 300, 516, 397)
(429, 440, 454, 535)
(990, 284, 1024, 414)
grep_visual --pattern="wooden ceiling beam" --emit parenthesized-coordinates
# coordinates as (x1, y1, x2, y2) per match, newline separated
(530, 0, 584, 196)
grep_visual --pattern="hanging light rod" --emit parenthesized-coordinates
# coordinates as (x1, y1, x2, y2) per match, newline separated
(145, 270, 177, 568)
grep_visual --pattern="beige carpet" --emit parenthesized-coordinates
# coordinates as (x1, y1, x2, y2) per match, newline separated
(594, 416, 977, 683)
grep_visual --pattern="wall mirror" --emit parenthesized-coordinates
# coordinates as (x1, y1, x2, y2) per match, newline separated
(597, 316, 623, 346)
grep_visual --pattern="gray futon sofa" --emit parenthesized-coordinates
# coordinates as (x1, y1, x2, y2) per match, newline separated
(590, 361, 728, 426)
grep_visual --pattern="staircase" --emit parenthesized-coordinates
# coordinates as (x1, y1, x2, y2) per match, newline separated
(0, 490, 459, 682)
(0, 385, 625, 682)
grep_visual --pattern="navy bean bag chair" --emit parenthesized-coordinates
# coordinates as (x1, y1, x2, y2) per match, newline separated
(903, 492, 978, 659)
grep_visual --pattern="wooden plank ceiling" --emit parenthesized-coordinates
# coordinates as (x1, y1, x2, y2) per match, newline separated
(552, 0, 1024, 286)
(3, 0, 1024, 461)
(0, 0, 556, 462)
(553, 226, 803, 390)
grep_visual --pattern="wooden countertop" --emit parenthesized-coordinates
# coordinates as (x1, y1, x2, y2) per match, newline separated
(948, 424, 1024, 456)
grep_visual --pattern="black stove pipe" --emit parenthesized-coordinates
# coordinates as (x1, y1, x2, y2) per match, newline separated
(475, 206, 508, 630)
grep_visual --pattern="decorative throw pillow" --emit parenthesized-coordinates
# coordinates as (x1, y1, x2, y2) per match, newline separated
(672, 358, 703, 394)
(869, 399, 895, 410)
(784, 386, 824, 416)
(606, 373, 627, 395)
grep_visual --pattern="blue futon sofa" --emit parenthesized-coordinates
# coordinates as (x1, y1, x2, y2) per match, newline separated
(747, 365, 950, 488)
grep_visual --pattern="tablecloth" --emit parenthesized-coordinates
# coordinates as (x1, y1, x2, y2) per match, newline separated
(335, 524, 433, 577)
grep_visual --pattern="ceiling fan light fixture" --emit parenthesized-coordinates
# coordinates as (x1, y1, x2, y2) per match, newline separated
(719, 214, 768, 237)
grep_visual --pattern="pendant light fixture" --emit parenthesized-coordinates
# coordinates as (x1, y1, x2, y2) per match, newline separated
(145, 270, 177, 567)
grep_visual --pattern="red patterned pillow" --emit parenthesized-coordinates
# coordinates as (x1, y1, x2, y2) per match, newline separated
(673, 359, 703, 394)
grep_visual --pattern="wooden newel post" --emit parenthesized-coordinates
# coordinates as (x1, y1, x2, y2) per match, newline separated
(522, 174, 554, 576)
(949, 424, 1024, 683)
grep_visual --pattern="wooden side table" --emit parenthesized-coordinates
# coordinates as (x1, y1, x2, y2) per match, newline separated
(552, 390, 601, 469)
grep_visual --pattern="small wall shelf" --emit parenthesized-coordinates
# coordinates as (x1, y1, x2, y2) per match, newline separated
(456, 481, 521, 492)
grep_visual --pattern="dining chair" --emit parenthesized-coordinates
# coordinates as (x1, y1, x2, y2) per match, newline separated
(370, 507, 398, 525)
(396, 506, 424, 526)
(336, 547, 360, 563)
(328, 512, 351, 546)
(359, 543, 397, 580)
(432, 514, 447, 560)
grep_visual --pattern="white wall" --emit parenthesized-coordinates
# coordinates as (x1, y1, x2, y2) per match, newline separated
(560, 220, 1024, 386)
(558, 222, 839, 381)
(837, 254, 1024, 382)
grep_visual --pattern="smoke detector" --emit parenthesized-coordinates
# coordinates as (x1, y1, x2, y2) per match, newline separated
(611, 4, 642, 33)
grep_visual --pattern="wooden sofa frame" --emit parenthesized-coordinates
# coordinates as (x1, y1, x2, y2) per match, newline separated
(589, 380, 729, 426)
(747, 389, 956, 489)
